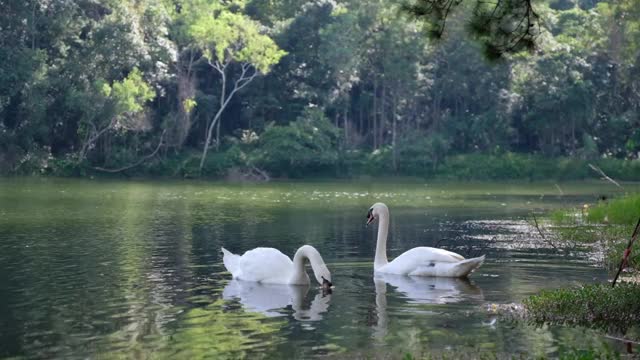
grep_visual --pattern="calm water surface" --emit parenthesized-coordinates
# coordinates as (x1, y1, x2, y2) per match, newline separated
(0, 178, 636, 358)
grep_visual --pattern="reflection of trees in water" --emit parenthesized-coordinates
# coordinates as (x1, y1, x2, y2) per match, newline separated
(1, 185, 204, 357)
(89, 187, 199, 355)
(159, 298, 286, 358)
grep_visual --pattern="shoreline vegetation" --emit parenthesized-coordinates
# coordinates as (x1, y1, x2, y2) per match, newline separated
(8, 150, 640, 182)
(493, 191, 640, 352)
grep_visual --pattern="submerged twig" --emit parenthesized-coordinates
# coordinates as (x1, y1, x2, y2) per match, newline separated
(554, 183, 564, 196)
(531, 212, 558, 251)
(603, 334, 640, 346)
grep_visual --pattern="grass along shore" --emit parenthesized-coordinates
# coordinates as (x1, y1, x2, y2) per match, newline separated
(513, 192, 640, 346)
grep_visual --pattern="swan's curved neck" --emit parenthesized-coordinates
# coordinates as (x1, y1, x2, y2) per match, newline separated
(375, 209, 389, 270)
(291, 245, 326, 284)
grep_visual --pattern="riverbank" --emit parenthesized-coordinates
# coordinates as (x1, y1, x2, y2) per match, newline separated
(16, 150, 640, 182)
(499, 192, 640, 350)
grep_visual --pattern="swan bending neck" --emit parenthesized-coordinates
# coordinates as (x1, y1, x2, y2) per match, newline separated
(292, 245, 325, 284)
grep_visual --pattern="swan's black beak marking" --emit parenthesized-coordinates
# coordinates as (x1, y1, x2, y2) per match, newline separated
(321, 277, 333, 295)
(366, 208, 375, 226)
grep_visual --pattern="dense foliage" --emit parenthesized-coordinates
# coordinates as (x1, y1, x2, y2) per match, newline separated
(1, 0, 639, 178)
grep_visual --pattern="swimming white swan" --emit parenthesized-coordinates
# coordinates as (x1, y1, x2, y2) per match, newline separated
(366, 202, 485, 277)
(221, 245, 332, 288)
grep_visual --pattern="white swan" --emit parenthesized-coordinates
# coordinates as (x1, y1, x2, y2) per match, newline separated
(366, 202, 485, 277)
(221, 245, 332, 288)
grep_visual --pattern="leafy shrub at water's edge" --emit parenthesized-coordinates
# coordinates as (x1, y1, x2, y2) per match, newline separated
(547, 192, 640, 271)
(249, 109, 341, 178)
(511, 193, 640, 342)
(35, 149, 640, 181)
(524, 283, 640, 335)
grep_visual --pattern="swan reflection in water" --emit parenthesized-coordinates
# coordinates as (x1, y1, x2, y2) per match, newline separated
(373, 274, 483, 339)
(223, 280, 332, 321)
(375, 273, 483, 305)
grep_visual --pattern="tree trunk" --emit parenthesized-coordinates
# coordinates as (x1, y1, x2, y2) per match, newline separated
(392, 92, 397, 172)
(215, 114, 222, 151)
(199, 62, 257, 173)
(379, 82, 386, 148)
(175, 58, 196, 149)
(201, 70, 226, 171)
(343, 101, 349, 149)
(359, 95, 364, 135)
(373, 77, 378, 150)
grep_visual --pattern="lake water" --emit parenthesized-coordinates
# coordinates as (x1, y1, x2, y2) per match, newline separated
(0, 178, 636, 358)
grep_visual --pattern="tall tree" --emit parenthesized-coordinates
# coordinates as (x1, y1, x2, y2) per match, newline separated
(175, 0, 286, 172)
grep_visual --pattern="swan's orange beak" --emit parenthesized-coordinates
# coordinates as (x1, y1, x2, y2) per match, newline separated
(366, 209, 375, 226)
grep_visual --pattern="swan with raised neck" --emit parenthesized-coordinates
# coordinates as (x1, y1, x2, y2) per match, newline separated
(367, 202, 390, 270)
(366, 202, 485, 277)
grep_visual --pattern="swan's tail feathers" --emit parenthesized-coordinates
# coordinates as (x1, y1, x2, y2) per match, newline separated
(454, 255, 485, 278)
(221, 247, 241, 277)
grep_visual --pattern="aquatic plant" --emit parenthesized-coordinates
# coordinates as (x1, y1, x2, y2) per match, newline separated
(547, 193, 640, 271)
(524, 283, 640, 334)
(587, 193, 640, 225)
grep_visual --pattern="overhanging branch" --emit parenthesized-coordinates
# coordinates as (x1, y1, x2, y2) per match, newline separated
(92, 130, 166, 173)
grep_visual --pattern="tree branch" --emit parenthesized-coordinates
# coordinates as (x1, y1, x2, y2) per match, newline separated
(531, 212, 559, 251)
(92, 130, 166, 173)
(589, 163, 624, 190)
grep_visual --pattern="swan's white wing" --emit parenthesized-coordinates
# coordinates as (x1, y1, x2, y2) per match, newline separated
(236, 247, 294, 284)
(379, 247, 465, 275)
(416, 247, 465, 262)
(221, 247, 241, 277)
(409, 255, 485, 277)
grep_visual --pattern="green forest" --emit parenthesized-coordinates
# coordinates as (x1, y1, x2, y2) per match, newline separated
(1, 0, 640, 180)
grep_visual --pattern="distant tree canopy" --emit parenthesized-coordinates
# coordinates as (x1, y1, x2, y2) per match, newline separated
(0, 0, 639, 178)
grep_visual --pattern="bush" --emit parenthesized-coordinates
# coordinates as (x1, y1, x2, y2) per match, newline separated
(139, 146, 245, 178)
(435, 153, 640, 181)
(437, 153, 540, 180)
(395, 133, 450, 177)
(250, 109, 341, 178)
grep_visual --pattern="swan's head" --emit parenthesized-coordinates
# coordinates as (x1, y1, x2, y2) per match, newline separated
(367, 202, 389, 225)
(313, 264, 332, 290)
